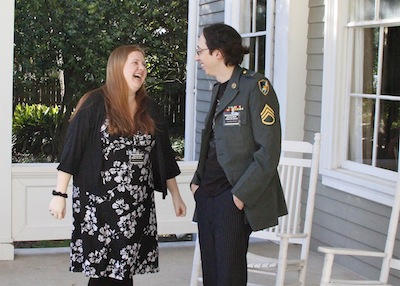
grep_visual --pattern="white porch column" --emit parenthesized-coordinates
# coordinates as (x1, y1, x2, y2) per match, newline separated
(184, 0, 198, 161)
(274, 0, 308, 141)
(0, 0, 15, 260)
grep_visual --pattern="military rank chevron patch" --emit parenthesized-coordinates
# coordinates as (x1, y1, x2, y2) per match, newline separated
(260, 104, 275, 125)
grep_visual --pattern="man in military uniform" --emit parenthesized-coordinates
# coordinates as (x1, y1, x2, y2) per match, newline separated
(190, 23, 288, 286)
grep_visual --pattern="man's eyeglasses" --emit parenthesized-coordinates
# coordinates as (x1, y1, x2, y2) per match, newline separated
(196, 48, 209, 56)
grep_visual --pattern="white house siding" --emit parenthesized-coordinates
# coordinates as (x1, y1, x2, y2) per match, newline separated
(304, 0, 323, 143)
(306, 1, 400, 284)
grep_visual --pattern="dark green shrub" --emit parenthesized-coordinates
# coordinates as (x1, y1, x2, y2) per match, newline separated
(12, 103, 185, 163)
(12, 103, 59, 162)
(170, 136, 184, 161)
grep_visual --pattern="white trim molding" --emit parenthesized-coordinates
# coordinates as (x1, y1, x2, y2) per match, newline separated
(274, 0, 308, 141)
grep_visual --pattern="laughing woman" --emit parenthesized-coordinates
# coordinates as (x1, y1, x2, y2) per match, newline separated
(48, 45, 186, 286)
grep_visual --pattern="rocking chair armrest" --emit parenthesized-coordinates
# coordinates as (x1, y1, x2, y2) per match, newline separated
(318, 246, 387, 258)
(277, 233, 308, 239)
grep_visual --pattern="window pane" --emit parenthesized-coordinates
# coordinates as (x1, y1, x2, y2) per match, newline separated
(351, 28, 379, 94)
(381, 27, 400, 96)
(245, 36, 266, 74)
(379, 26, 400, 172)
(351, 0, 375, 21)
(348, 97, 375, 165)
(380, 0, 400, 19)
(255, 0, 266, 32)
(376, 100, 399, 171)
(240, 0, 266, 33)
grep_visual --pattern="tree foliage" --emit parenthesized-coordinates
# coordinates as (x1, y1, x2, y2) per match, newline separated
(13, 0, 188, 161)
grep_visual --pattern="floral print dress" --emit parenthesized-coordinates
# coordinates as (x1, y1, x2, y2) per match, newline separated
(69, 121, 159, 280)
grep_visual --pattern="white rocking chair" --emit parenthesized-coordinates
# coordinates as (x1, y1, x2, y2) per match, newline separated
(190, 133, 321, 286)
(318, 161, 400, 285)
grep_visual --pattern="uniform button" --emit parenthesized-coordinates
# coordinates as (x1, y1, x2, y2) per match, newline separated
(231, 83, 237, 89)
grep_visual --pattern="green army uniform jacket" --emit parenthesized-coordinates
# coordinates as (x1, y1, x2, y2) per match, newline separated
(191, 66, 288, 231)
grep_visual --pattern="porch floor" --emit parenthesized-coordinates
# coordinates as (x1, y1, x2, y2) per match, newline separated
(0, 238, 364, 286)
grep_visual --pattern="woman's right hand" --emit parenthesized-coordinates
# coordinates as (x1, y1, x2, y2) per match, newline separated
(49, 196, 67, 220)
(49, 171, 72, 220)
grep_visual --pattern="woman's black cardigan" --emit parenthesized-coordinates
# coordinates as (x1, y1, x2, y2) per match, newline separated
(57, 89, 180, 198)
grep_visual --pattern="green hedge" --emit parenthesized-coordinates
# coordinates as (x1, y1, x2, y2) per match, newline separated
(12, 103, 59, 162)
(12, 103, 184, 163)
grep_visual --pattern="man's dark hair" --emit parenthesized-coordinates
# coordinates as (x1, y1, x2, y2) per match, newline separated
(203, 23, 250, 66)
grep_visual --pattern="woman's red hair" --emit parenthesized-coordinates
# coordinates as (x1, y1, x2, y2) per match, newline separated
(72, 45, 155, 136)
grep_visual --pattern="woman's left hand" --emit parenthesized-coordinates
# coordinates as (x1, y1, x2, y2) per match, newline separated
(172, 194, 187, 217)
(166, 178, 186, 217)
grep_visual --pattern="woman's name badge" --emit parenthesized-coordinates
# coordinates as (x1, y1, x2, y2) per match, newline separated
(130, 153, 144, 164)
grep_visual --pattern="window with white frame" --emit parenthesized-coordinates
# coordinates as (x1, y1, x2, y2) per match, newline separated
(239, 0, 267, 74)
(346, 1, 399, 174)
(322, 0, 399, 204)
(226, 0, 273, 79)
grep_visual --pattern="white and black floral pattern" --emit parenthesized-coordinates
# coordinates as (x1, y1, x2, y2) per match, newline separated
(70, 121, 158, 280)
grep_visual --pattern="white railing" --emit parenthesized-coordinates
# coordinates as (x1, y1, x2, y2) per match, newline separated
(2, 161, 197, 260)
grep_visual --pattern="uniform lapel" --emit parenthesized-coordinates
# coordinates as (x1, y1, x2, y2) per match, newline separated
(215, 66, 241, 116)
(204, 83, 220, 129)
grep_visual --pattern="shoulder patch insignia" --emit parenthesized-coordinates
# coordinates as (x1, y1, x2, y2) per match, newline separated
(260, 104, 275, 125)
(258, 79, 270, 96)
